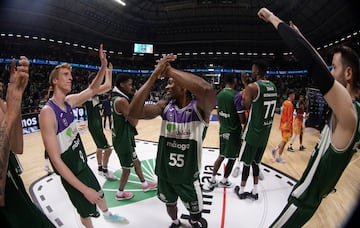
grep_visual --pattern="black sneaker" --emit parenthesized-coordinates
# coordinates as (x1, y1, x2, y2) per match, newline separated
(299, 145, 306, 151)
(239, 192, 249, 199)
(191, 222, 201, 228)
(248, 192, 259, 200)
(234, 186, 249, 200)
(169, 221, 181, 228)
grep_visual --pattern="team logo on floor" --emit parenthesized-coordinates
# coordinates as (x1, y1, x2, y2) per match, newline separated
(102, 158, 157, 207)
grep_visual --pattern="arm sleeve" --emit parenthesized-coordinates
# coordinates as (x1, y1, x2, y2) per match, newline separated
(277, 22, 334, 95)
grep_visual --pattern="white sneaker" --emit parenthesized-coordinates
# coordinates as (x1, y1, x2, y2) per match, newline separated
(103, 171, 119, 181)
(232, 166, 240, 177)
(259, 170, 264, 180)
(218, 180, 232, 188)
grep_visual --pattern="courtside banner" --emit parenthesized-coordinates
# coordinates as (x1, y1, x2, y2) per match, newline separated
(22, 112, 40, 134)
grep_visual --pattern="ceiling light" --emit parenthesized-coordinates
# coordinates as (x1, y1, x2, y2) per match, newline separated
(113, 0, 126, 6)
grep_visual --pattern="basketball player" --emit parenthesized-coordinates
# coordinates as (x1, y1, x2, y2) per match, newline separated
(85, 63, 117, 181)
(0, 56, 55, 227)
(288, 93, 307, 151)
(271, 89, 295, 163)
(232, 71, 265, 180)
(258, 7, 360, 227)
(111, 74, 157, 201)
(128, 54, 216, 228)
(234, 60, 277, 200)
(39, 88, 53, 174)
(39, 44, 128, 227)
(208, 73, 242, 189)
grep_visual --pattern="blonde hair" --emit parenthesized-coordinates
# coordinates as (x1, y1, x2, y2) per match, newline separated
(49, 63, 72, 86)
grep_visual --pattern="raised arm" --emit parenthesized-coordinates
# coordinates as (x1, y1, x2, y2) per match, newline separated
(97, 62, 113, 94)
(164, 66, 217, 120)
(66, 44, 108, 107)
(129, 54, 176, 119)
(258, 7, 356, 149)
(0, 56, 29, 206)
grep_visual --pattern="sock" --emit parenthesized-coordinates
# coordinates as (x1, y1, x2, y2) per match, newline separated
(172, 219, 180, 225)
(211, 175, 216, 182)
(141, 181, 148, 187)
(239, 186, 245, 194)
(252, 184, 258, 194)
(117, 190, 123, 196)
(221, 177, 227, 183)
(102, 166, 108, 173)
(102, 209, 111, 216)
(98, 165, 103, 172)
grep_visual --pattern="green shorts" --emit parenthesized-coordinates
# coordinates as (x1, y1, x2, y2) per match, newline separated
(61, 165, 101, 218)
(219, 132, 241, 159)
(157, 177, 203, 214)
(89, 127, 111, 149)
(239, 141, 266, 165)
(114, 146, 138, 168)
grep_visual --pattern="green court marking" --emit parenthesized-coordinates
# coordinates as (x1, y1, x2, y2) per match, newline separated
(103, 158, 157, 207)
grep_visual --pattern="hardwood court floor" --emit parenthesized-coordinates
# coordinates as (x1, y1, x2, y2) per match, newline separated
(20, 112, 360, 227)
